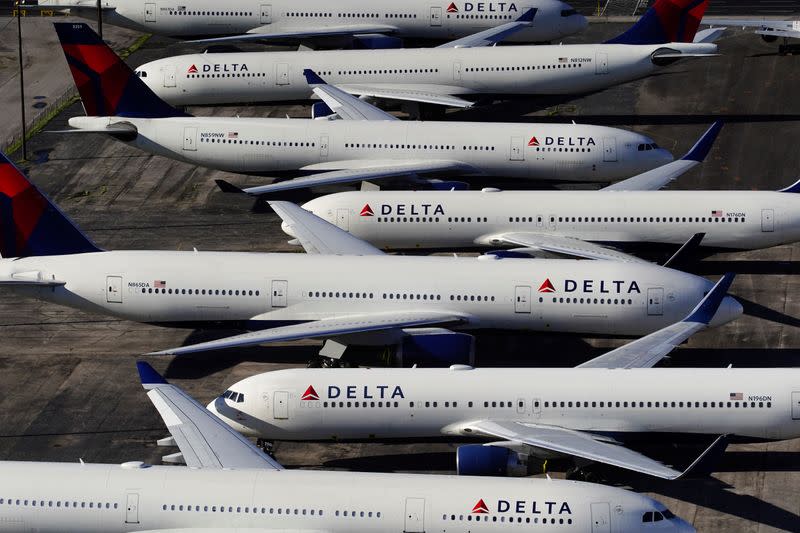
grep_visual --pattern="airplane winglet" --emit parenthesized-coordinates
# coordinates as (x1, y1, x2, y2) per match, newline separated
(136, 361, 168, 388)
(683, 122, 723, 162)
(684, 273, 735, 324)
(676, 434, 730, 479)
(215, 179, 246, 194)
(778, 177, 800, 193)
(516, 7, 536, 23)
(661, 232, 705, 268)
(303, 69, 327, 86)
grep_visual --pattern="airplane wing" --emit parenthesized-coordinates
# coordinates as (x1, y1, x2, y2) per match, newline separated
(190, 24, 400, 45)
(602, 121, 722, 191)
(466, 419, 727, 480)
(437, 8, 537, 48)
(578, 273, 735, 368)
(337, 84, 475, 108)
(146, 310, 468, 356)
(215, 160, 478, 195)
(21, 1, 115, 9)
(268, 200, 384, 255)
(486, 232, 651, 263)
(303, 69, 397, 121)
(137, 362, 283, 470)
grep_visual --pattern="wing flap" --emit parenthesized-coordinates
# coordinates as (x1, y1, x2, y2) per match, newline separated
(339, 85, 475, 108)
(489, 232, 650, 263)
(147, 311, 468, 356)
(137, 363, 282, 470)
(469, 420, 682, 479)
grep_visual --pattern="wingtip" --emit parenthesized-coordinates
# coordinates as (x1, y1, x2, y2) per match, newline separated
(136, 361, 168, 386)
(517, 7, 537, 22)
(303, 69, 327, 85)
(215, 179, 245, 194)
(682, 121, 723, 162)
(685, 272, 736, 324)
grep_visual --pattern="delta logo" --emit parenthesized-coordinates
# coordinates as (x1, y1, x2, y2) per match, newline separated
(538, 278, 556, 293)
(446, 2, 458, 12)
(301, 385, 320, 401)
(445, 2, 518, 13)
(360, 204, 374, 217)
(472, 499, 490, 514)
(187, 64, 198, 74)
(528, 136, 539, 147)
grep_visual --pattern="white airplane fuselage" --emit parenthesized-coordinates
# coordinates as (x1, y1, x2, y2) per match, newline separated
(68, 116, 671, 181)
(302, 189, 800, 251)
(0, 251, 739, 338)
(210, 367, 800, 442)
(137, 42, 717, 106)
(0, 461, 694, 532)
(48, 0, 587, 42)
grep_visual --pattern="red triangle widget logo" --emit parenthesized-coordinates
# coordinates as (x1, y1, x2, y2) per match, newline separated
(446, 2, 459, 12)
(528, 136, 539, 146)
(472, 499, 489, 514)
(538, 278, 556, 293)
(187, 64, 198, 74)
(301, 385, 320, 401)
(360, 204, 374, 217)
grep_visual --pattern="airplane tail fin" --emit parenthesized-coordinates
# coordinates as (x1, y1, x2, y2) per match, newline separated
(606, 0, 710, 45)
(0, 152, 101, 258)
(53, 22, 185, 119)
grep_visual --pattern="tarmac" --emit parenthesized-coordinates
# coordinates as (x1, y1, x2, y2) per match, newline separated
(0, 15, 798, 533)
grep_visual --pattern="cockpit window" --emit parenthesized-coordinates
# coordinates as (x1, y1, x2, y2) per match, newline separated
(222, 390, 245, 403)
(643, 511, 669, 523)
(661, 509, 675, 519)
(135, 70, 147, 78)
(560, 8, 578, 16)
(643, 512, 653, 523)
(637, 143, 659, 151)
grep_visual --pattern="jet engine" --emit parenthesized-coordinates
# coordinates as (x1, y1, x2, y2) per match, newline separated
(456, 445, 529, 477)
(353, 34, 404, 49)
(396, 328, 475, 367)
(762, 34, 778, 43)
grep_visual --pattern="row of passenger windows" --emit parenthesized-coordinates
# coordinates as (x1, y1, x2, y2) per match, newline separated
(444, 514, 573, 525)
(286, 12, 416, 18)
(449, 14, 514, 20)
(338, 68, 438, 75)
(168, 10, 252, 16)
(308, 291, 375, 299)
(187, 73, 265, 79)
(377, 216, 442, 223)
(466, 63, 585, 72)
(319, 401, 400, 408)
(141, 288, 261, 296)
(544, 297, 634, 305)
(535, 400, 772, 409)
(1, 498, 117, 510)
(344, 143, 495, 151)
(161, 504, 336, 516)
(551, 216, 746, 224)
(200, 137, 316, 147)
(533, 147, 593, 152)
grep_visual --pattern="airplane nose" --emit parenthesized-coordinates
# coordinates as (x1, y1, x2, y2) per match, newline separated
(709, 295, 744, 327)
(575, 13, 589, 32)
(654, 148, 674, 165)
(206, 399, 220, 416)
(673, 517, 697, 533)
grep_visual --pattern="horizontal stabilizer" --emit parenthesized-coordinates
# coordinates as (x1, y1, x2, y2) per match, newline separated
(779, 177, 800, 193)
(693, 27, 726, 43)
(578, 273, 736, 368)
(48, 122, 138, 141)
(603, 122, 722, 191)
(190, 24, 399, 44)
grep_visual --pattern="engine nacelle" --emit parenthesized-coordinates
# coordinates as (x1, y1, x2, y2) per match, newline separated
(456, 445, 528, 477)
(353, 34, 404, 49)
(396, 328, 475, 367)
(762, 34, 778, 43)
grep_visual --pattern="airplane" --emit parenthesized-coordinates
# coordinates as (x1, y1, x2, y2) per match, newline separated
(133, 0, 721, 109)
(27, 0, 588, 46)
(703, 17, 800, 54)
(0, 361, 699, 532)
(291, 123, 800, 260)
(209, 275, 793, 483)
(54, 24, 674, 194)
(0, 152, 742, 361)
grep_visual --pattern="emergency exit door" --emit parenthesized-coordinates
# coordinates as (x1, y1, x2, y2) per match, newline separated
(106, 276, 122, 303)
(125, 493, 140, 524)
(183, 127, 197, 151)
(273, 391, 289, 419)
(144, 3, 156, 22)
(591, 502, 610, 533)
(510, 136, 525, 161)
(430, 6, 442, 26)
(404, 498, 425, 532)
(762, 209, 774, 232)
(271, 280, 288, 307)
(515, 285, 531, 313)
(647, 287, 663, 316)
(260, 4, 272, 24)
(792, 391, 800, 420)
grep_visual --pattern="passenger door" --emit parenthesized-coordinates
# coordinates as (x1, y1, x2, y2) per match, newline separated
(430, 6, 442, 26)
(404, 497, 426, 533)
(183, 127, 197, 151)
(762, 209, 774, 232)
(602, 137, 617, 162)
(125, 493, 140, 524)
(106, 276, 122, 304)
(595, 52, 608, 74)
(319, 134, 329, 158)
(275, 63, 290, 85)
(164, 65, 176, 87)
(144, 3, 156, 22)
(510, 136, 525, 161)
(792, 391, 800, 420)
(515, 285, 531, 313)
(271, 280, 288, 307)
(590, 502, 610, 533)
(453, 61, 462, 82)
(336, 209, 350, 231)
(273, 391, 289, 419)
(647, 287, 663, 316)
(260, 4, 272, 24)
